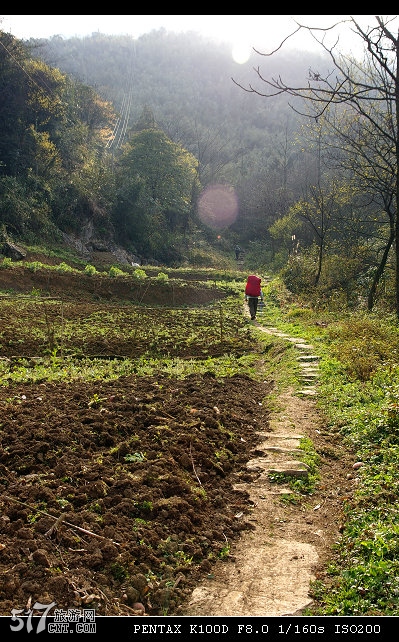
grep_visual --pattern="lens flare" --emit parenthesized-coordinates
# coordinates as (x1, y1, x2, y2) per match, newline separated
(197, 184, 239, 230)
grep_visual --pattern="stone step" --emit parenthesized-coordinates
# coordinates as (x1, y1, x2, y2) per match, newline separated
(246, 457, 309, 474)
(266, 461, 310, 479)
(266, 433, 304, 441)
(261, 446, 302, 454)
(299, 365, 320, 372)
(285, 338, 314, 348)
(297, 388, 317, 396)
(233, 484, 292, 496)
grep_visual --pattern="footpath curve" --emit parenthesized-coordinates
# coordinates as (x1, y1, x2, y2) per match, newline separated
(179, 315, 354, 617)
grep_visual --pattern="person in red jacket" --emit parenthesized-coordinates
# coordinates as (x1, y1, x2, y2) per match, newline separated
(245, 274, 263, 320)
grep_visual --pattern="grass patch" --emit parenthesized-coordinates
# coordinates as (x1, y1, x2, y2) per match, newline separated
(262, 275, 399, 616)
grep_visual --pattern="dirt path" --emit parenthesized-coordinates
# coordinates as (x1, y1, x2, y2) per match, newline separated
(179, 319, 355, 616)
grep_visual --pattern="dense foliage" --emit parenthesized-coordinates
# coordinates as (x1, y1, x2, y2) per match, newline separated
(0, 31, 116, 242)
(0, 25, 326, 267)
(1, 19, 399, 314)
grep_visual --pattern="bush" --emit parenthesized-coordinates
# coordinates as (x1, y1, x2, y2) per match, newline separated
(56, 262, 75, 273)
(132, 268, 147, 280)
(84, 264, 97, 276)
(0, 257, 14, 269)
(280, 254, 316, 294)
(109, 266, 126, 278)
(25, 261, 44, 273)
(156, 271, 168, 282)
(325, 313, 399, 381)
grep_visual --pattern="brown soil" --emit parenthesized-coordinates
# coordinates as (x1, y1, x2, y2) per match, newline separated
(0, 261, 355, 618)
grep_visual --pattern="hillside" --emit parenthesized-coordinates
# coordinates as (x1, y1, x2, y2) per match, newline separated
(22, 31, 330, 257)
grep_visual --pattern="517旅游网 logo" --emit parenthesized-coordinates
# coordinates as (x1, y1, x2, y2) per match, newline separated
(10, 602, 96, 634)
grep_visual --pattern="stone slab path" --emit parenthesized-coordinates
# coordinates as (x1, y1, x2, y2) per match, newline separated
(180, 317, 330, 616)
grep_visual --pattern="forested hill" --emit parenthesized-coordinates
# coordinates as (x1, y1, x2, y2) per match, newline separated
(28, 29, 326, 156)
(28, 29, 330, 207)
(0, 25, 330, 267)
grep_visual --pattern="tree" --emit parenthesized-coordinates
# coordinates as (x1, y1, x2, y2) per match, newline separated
(234, 16, 399, 316)
(313, 106, 396, 309)
(120, 128, 198, 213)
(290, 184, 335, 286)
(114, 128, 200, 262)
(0, 29, 118, 240)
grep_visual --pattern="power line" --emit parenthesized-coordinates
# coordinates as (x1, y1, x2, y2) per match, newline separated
(107, 46, 135, 151)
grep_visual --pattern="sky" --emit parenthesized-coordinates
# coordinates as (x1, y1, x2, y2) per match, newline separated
(0, 15, 381, 63)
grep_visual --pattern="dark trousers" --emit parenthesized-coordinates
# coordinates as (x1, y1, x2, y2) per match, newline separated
(248, 297, 258, 319)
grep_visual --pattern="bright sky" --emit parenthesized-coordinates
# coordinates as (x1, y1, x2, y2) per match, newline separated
(0, 15, 386, 63)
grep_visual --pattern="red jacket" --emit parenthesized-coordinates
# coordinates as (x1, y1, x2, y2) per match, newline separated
(245, 275, 261, 297)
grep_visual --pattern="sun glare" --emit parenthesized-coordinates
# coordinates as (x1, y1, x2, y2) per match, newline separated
(231, 42, 252, 64)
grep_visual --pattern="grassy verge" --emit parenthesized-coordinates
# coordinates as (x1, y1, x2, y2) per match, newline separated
(259, 276, 399, 616)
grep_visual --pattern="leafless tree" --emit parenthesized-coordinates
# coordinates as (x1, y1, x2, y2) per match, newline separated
(234, 16, 399, 315)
